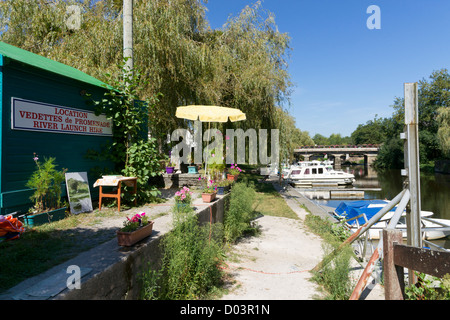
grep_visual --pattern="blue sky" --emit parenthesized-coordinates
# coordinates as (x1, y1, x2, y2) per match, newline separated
(204, 0, 450, 138)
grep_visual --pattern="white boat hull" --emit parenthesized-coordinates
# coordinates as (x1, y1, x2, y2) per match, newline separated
(285, 160, 355, 186)
(358, 223, 450, 241)
(342, 213, 450, 240)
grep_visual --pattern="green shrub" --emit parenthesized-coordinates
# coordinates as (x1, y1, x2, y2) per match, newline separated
(405, 273, 450, 300)
(26, 154, 67, 214)
(223, 182, 257, 243)
(141, 206, 224, 300)
(305, 214, 355, 300)
(312, 241, 354, 300)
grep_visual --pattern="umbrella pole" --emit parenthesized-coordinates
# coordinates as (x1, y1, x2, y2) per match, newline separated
(204, 122, 211, 178)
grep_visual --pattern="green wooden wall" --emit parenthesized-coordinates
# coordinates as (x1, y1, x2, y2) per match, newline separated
(1, 57, 114, 215)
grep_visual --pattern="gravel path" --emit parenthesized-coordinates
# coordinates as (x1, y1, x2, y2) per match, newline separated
(220, 214, 325, 300)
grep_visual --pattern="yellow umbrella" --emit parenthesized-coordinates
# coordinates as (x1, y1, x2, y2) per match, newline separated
(176, 105, 246, 122)
(175, 105, 246, 176)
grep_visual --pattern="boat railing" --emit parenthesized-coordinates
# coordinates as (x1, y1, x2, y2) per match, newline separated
(422, 239, 450, 253)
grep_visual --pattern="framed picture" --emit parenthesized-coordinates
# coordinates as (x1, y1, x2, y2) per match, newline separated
(65, 172, 93, 214)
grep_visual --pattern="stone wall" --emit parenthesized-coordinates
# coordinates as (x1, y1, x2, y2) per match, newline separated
(56, 195, 228, 300)
(162, 173, 203, 189)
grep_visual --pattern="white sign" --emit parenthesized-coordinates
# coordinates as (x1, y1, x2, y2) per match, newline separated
(11, 97, 113, 136)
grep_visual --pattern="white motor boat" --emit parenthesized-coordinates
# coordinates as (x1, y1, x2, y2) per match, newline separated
(284, 160, 355, 186)
(332, 200, 450, 240)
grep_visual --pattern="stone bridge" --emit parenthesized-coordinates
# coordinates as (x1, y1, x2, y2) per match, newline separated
(294, 145, 380, 167)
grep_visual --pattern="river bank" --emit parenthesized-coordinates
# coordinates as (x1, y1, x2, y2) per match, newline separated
(219, 181, 385, 300)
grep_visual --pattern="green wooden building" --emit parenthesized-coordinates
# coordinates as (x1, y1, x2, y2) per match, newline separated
(0, 42, 114, 215)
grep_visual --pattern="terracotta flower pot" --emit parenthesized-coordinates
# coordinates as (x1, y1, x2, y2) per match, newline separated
(116, 221, 154, 247)
(201, 192, 216, 203)
(227, 174, 238, 181)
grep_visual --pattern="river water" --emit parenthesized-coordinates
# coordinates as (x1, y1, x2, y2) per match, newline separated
(307, 165, 450, 247)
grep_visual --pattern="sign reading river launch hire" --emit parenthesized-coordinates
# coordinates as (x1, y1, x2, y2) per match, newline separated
(11, 97, 113, 137)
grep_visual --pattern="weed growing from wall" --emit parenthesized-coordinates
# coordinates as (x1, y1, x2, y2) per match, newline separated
(141, 206, 225, 300)
(141, 182, 259, 300)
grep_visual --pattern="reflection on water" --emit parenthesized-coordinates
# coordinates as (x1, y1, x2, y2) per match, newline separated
(339, 165, 450, 220)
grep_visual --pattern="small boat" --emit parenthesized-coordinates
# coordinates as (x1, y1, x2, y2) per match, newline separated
(332, 200, 450, 240)
(284, 160, 355, 186)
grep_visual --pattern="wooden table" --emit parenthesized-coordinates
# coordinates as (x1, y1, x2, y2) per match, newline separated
(94, 176, 137, 212)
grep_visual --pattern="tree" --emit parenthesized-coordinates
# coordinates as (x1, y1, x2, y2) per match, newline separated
(275, 107, 313, 164)
(351, 116, 386, 145)
(371, 69, 450, 168)
(436, 107, 450, 157)
(0, 0, 293, 149)
(312, 134, 328, 146)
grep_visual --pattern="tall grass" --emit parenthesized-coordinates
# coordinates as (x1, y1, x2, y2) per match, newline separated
(224, 181, 258, 243)
(141, 181, 259, 300)
(305, 214, 355, 300)
(141, 205, 225, 300)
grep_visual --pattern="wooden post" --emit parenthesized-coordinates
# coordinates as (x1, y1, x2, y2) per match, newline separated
(403, 83, 421, 285)
(383, 229, 405, 300)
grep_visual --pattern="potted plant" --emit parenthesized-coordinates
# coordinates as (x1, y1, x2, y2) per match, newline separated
(24, 153, 68, 227)
(174, 186, 194, 211)
(227, 164, 242, 181)
(116, 212, 154, 246)
(216, 179, 232, 195)
(165, 160, 175, 174)
(200, 178, 217, 203)
(188, 164, 198, 174)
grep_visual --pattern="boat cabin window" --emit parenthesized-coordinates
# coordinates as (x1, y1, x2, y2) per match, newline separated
(312, 168, 317, 174)
(318, 168, 323, 174)
(291, 170, 301, 175)
(304, 169, 310, 174)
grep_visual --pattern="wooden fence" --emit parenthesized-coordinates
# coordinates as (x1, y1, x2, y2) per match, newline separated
(383, 229, 450, 300)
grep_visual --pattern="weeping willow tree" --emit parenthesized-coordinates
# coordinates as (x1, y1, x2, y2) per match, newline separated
(212, 1, 292, 131)
(437, 107, 450, 157)
(0, 0, 298, 159)
(275, 107, 314, 164)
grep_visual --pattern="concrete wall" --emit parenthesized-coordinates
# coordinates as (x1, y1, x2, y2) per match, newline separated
(56, 195, 228, 300)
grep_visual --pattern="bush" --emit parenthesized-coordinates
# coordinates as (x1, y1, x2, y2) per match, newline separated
(141, 181, 259, 300)
(26, 154, 67, 214)
(312, 242, 354, 300)
(405, 273, 450, 300)
(305, 214, 355, 300)
(223, 182, 257, 243)
(141, 206, 224, 300)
